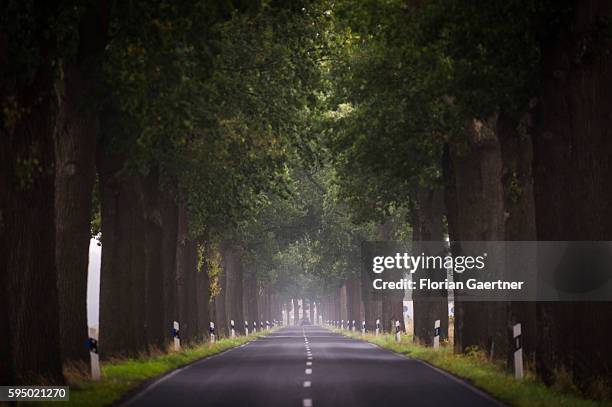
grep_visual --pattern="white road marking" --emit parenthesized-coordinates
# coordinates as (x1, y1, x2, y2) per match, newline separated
(306, 361, 312, 366)
(307, 356, 313, 360)
(305, 368, 312, 374)
(303, 398, 312, 407)
(303, 380, 311, 387)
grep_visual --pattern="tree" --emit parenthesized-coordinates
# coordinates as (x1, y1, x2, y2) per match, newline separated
(0, 1, 64, 384)
(54, 1, 109, 365)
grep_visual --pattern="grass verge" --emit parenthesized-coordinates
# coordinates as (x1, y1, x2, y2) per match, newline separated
(336, 329, 612, 407)
(24, 333, 266, 407)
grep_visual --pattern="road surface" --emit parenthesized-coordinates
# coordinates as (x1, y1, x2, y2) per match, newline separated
(122, 325, 503, 407)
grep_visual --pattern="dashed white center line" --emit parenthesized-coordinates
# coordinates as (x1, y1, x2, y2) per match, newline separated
(306, 361, 312, 366)
(305, 368, 312, 374)
(303, 380, 311, 388)
(303, 398, 312, 407)
(307, 356, 312, 360)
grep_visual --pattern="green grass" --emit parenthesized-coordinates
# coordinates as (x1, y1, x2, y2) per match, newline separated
(336, 329, 612, 407)
(25, 333, 265, 407)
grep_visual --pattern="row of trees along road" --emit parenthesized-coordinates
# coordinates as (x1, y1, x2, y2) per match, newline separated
(327, 0, 612, 397)
(1, 0, 331, 384)
(2, 0, 612, 399)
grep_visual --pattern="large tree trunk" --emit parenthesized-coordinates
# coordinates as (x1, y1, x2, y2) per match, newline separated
(0, 20, 64, 382)
(222, 244, 244, 331)
(160, 185, 178, 344)
(175, 204, 198, 343)
(98, 156, 147, 358)
(532, 0, 612, 388)
(309, 299, 315, 323)
(450, 117, 506, 356)
(243, 274, 259, 326)
(346, 277, 362, 326)
(412, 187, 449, 345)
(378, 220, 404, 333)
(53, 2, 108, 366)
(361, 266, 376, 331)
(339, 286, 348, 323)
(143, 169, 165, 350)
(214, 262, 228, 337)
(498, 112, 537, 367)
(196, 241, 211, 340)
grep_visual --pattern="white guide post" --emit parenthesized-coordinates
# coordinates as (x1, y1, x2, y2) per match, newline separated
(376, 319, 380, 336)
(172, 320, 181, 351)
(266, 320, 270, 330)
(341, 319, 344, 330)
(88, 327, 101, 380)
(361, 321, 366, 335)
(434, 319, 440, 349)
(395, 320, 401, 342)
(513, 323, 524, 379)
(210, 321, 216, 343)
(230, 319, 235, 338)
(253, 321, 257, 333)
(352, 320, 356, 332)
(245, 320, 249, 336)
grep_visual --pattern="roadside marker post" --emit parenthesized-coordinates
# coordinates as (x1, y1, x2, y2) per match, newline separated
(88, 327, 100, 380)
(362, 321, 366, 335)
(352, 320, 356, 332)
(245, 320, 249, 336)
(341, 319, 344, 330)
(395, 320, 401, 342)
(513, 323, 524, 379)
(172, 321, 181, 351)
(230, 320, 236, 338)
(266, 320, 270, 330)
(376, 319, 380, 336)
(260, 321, 264, 331)
(209, 322, 216, 343)
(253, 321, 257, 333)
(434, 319, 440, 349)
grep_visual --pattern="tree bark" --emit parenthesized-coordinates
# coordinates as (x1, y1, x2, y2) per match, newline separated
(309, 299, 315, 323)
(142, 169, 165, 350)
(53, 2, 108, 365)
(196, 241, 211, 340)
(450, 117, 506, 355)
(378, 220, 404, 333)
(175, 204, 198, 343)
(160, 185, 178, 344)
(346, 277, 362, 326)
(498, 112, 537, 367)
(339, 286, 348, 323)
(243, 273, 259, 327)
(222, 244, 244, 331)
(412, 187, 449, 345)
(214, 261, 228, 337)
(532, 0, 612, 387)
(0, 19, 63, 382)
(98, 155, 147, 358)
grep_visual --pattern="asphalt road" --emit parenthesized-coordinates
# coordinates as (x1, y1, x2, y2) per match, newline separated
(122, 325, 504, 407)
